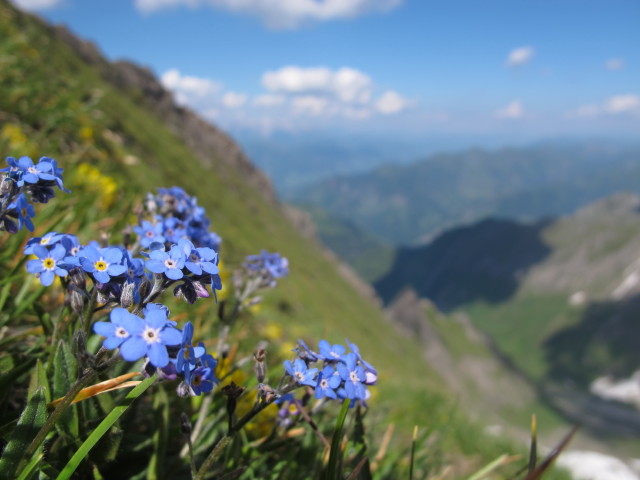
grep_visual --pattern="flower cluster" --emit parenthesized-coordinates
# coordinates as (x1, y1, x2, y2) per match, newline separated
(93, 309, 219, 396)
(24, 187, 223, 310)
(137, 186, 221, 251)
(0, 156, 69, 233)
(285, 339, 377, 403)
(244, 250, 289, 287)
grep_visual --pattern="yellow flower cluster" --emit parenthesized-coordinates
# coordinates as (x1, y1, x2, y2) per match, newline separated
(76, 163, 118, 209)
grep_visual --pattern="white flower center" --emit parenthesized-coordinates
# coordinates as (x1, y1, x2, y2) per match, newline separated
(164, 259, 176, 269)
(349, 371, 359, 383)
(142, 326, 161, 344)
(115, 327, 129, 338)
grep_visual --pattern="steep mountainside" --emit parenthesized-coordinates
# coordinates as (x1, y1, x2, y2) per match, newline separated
(376, 193, 640, 387)
(376, 195, 640, 460)
(292, 143, 640, 245)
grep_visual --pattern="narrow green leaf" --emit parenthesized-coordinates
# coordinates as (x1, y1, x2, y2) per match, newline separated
(409, 425, 418, 480)
(15, 452, 42, 480)
(53, 341, 79, 438)
(521, 425, 579, 480)
(56, 374, 156, 480)
(528, 414, 537, 473)
(467, 454, 511, 480)
(0, 387, 47, 478)
(28, 360, 51, 404)
(0, 282, 11, 312)
(326, 398, 350, 480)
(147, 384, 169, 480)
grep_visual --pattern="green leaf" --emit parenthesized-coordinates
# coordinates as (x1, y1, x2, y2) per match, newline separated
(52, 341, 79, 438)
(0, 387, 47, 478)
(326, 398, 350, 480)
(56, 374, 156, 480)
(28, 360, 51, 404)
(147, 384, 169, 480)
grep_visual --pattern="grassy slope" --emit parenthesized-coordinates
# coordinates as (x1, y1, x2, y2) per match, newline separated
(0, 1, 550, 473)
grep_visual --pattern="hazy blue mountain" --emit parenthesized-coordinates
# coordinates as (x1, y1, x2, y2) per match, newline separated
(237, 131, 540, 195)
(291, 142, 640, 245)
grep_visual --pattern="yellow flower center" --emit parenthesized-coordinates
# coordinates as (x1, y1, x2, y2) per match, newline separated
(94, 260, 107, 271)
(43, 258, 55, 270)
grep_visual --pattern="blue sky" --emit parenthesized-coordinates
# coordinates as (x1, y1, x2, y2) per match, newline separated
(12, 0, 640, 141)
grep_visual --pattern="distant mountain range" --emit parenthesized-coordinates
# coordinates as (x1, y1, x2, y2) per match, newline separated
(291, 142, 640, 245)
(376, 193, 640, 386)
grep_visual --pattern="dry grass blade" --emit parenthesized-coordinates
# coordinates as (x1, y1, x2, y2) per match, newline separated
(48, 372, 141, 407)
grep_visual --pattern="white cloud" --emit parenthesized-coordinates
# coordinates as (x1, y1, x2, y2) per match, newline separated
(605, 58, 624, 71)
(604, 94, 640, 114)
(253, 94, 286, 107)
(161, 69, 222, 99)
(262, 66, 373, 103)
(135, 0, 403, 29)
(11, 0, 63, 10)
(571, 94, 640, 118)
(496, 100, 524, 118)
(292, 95, 330, 116)
(506, 46, 535, 67)
(374, 90, 408, 114)
(222, 92, 248, 109)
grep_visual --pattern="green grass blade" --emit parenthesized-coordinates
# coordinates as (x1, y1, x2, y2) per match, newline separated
(326, 398, 350, 480)
(528, 414, 537, 473)
(56, 374, 156, 480)
(0, 387, 47, 478)
(467, 454, 510, 480)
(409, 425, 418, 480)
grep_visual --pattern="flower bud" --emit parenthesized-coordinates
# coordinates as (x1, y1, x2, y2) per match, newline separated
(120, 281, 136, 309)
(69, 268, 86, 291)
(69, 287, 85, 316)
(137, 276, 151, 301)
(253, 347, 267, 383)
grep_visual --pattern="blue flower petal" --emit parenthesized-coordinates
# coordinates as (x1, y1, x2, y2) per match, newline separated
(147, 343, 169, 367)
(165, 267, 183, 280)
(145, 309, 167, 329)
(26, 259, 44, 274)
(94, 321, 116, 337)
(119, 336, 147, 361)
(160, 327, 182, 346)
(40, 270, 54, 286)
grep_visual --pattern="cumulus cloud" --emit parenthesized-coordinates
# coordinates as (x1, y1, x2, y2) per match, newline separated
(292, 95, 330, 116)
(605, 58, 624, 71)
(134, 0, 403, 29)
(496, 100, 524, 118)
(506, 46, 535, 67)
(253, 94, 286, 107)
(159, 65, 409, 131)
(222, 92, 248, 109)
(161, 69, 222, 100)
(11, 0, 63, 10)
(571, 94, 640, 118)
(375, 90, 408, 114)
(262, 66, 372, 103)
(604, 94, 640, 114)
